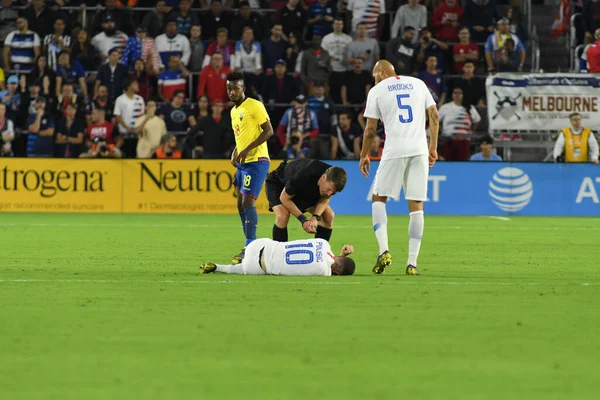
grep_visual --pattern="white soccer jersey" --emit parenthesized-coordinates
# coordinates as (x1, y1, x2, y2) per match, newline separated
(264, 239, 334, 276)
(363, 75, 436, 159)
(438, 102, 481, 137)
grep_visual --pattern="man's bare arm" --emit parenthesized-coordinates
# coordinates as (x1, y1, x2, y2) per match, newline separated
(427, 105, 439, 150)
(359, 117, 378, 158)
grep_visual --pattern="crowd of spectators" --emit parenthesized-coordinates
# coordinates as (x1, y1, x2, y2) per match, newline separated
(0, 0, 522, 161)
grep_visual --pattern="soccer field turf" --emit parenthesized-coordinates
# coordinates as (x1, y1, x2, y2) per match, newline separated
(0, 213, 598, 399)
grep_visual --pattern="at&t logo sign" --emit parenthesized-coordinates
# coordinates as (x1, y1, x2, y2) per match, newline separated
(488, 167, 534, 212)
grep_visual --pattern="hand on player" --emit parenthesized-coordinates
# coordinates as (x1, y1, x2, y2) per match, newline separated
(302, 220, 316, 234)
(359, 156, 371, 177)
(236, 147, 251, 164)
(428, 147, 438, 168)
(340, 245, 354, 256)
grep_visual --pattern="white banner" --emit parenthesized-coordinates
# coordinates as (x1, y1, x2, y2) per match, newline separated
(486, 73, 600, 131)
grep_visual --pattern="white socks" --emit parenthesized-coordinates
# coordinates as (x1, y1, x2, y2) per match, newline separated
(215, 264, 245, 274)
(408, 211, 424, 266)
(372, 201, 389, 255)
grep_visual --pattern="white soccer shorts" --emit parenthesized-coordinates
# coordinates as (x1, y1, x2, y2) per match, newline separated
(372, 155, 429, 201)
(241, 238, 271, 275)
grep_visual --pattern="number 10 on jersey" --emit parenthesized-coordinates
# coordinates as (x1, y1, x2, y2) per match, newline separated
(396, 94, 413, 123)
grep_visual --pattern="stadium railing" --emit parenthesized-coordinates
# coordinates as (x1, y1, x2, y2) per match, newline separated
(569, 12, 582, 72)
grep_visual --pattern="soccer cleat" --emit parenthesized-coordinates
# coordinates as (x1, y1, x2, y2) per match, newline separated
(232, 248, 245, 265)
(372, 251, 392, 275)
(200, 262, 217, 274)
(405, 265, 420, 276)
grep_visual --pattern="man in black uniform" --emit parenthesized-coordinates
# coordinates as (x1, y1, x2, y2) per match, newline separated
(266, 159, 347, 242)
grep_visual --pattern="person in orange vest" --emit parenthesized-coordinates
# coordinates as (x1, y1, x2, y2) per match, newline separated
(152, 133, 182, 159)
(553, 113, 599, 164)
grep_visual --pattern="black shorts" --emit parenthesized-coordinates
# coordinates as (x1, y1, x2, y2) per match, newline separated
(265, 160, 314, 213)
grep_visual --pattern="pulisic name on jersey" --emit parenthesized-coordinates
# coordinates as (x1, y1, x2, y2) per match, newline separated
(316, 240, 324, 263)
(387, 83, 414, 92)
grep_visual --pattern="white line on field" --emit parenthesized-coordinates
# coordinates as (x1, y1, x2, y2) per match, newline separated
(487, 216, 511, 221)
(0, 279, 595, 287)
(1, 223, 600, 231)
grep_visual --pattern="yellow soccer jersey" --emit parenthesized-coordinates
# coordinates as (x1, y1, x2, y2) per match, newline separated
(231, 97, 270, 163)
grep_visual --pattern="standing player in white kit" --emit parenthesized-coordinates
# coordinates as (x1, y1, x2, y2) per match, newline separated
(199, 238, 356, 276)
(359, 60, 440, 276)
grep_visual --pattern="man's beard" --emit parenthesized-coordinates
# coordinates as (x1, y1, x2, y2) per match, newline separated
(104, 28, 116, 36)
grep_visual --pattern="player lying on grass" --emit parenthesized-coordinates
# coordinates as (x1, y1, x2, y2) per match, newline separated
(200, 238, 356, 276)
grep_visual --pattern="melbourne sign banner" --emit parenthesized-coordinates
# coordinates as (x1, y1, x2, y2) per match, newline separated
(1, 159, 599, 216)
(486, 73, 600, 130)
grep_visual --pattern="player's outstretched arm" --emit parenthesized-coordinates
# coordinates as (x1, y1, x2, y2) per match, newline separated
(359, 117, 379, 177)
(236, 120, 274, 163)
(340, 245, 354, 257)
(427, 105, 440, 168)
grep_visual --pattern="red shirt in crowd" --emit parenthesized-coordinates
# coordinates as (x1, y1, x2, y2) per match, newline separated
(453, 42, 479, 73)
(198, 65, 232, 104)
(87, 121, 116, 144)
(431, 1, 464, 42)
(205, 42, 236, 67)
(586, 42, 600, 73)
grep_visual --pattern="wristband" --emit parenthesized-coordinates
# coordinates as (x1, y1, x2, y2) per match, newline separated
(312, 214, 322, 222)
(297, 214, 308, 224)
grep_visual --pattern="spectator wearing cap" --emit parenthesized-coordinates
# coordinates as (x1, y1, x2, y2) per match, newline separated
(0, 103, 15, 157)
(202, 0, 233, 41)
(203, 28, 236, 68)
(91, 14, 128, 63)
(158, 55, 189, 101)
(22, 0, 56, 38)
(188, 24, 205, 73)
(231, 1, 266, 42)
(485, 18, 525, 73)
(152, 133, 182, 159)
(465, 0, 499, 43)
(141, 1, 169, 39)
(121, 26, 160, 75)
(261, 59, 299, 127)
(155, 19, 192, 69)
(0, 75, 21, 122)
(168, 0, 199, 36)
(232, 27, 263, 96)
(56, 52, 88, 100)
(321, 17, 352, 104)
(42, 17, 71, 72)
(470, 136, 502, 161)
(198, 52, 232, 105)
(262, 24, 289, 71)
(277, 94, 319, 147)
(307, 0, 336, 40)
(3, 17, 41, 73)
(300, 35, 331, 95)
(390, 0, 427, 43)
(308, 82, 337, 159)
(95, 48, 129, 104)
(188, 99, 232, 159)
(278, 0, 307, 38)
(431, 0, 463, 43)
(91, 0, 135, 37)
(386, 26, 418, 75)
(135, 99, 166, 159)
(26, 96, 55, 158)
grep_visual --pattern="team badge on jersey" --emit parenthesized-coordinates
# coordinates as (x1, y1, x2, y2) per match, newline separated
(239, 112, 244, 121)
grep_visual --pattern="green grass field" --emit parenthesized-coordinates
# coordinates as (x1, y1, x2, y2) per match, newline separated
(1, 213, 598, 399)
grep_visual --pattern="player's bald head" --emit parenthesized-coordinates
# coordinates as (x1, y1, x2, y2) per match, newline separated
(372, 60, 396, 84)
